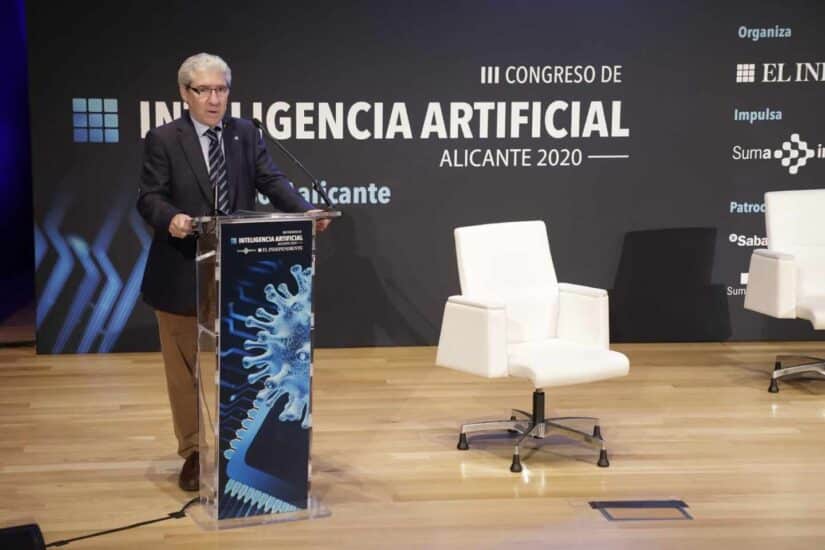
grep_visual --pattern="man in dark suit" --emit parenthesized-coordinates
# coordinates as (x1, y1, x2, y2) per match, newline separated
(137, 52, 328, 491)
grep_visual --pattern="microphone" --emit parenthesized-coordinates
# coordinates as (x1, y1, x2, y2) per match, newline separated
(251, 118, 334, 209)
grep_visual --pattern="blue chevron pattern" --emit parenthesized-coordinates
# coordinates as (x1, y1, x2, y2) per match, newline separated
(53, 236, 100, 353)
(98, 209, 150, 352)
(34, 224, 47, 269)
(35, 191, 151, 353)
(77, 203, 124, 353)
(38, 196, 74, 328)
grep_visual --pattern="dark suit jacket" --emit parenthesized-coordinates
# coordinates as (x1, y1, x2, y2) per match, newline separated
(138, 112, 313, 314)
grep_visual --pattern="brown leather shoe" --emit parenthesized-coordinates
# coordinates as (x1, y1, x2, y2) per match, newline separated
(179, 452, 199, 492)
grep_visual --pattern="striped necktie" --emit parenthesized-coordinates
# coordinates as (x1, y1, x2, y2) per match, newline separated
(205, 127, 230, 215)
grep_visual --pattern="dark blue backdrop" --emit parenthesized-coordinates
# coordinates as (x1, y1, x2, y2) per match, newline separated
(25, 1, 825, 352)
(0, 0, 33, 327)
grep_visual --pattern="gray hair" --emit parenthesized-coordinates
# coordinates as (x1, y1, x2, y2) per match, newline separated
(177, 53, 232, 87)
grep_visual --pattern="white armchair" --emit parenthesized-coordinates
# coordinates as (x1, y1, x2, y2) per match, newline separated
(436, 221, 629, 472)
(745, 189, 825, 392)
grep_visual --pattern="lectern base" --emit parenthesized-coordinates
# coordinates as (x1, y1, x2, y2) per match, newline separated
(187, 495, 330, 530)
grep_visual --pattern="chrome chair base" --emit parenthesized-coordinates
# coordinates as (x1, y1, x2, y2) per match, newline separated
(769, 355, 825, 393)
(456, 391, 610, 472)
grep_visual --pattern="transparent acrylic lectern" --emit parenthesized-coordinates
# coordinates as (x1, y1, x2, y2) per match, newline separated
(188, 210, 339, 529)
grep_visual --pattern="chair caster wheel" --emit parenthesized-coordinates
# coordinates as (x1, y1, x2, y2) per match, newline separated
(457, 433, 469, 450)
(768, 378, 779, 393)
(598, 449, 610, 468)
(510, 454, 522, 473)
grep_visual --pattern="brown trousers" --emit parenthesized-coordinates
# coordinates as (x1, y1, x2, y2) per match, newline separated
(155, 310, 198, 459)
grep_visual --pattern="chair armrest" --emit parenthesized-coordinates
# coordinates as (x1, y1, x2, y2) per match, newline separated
(744, 249, 797, 319)
(435, 295, 508, 378)
(557, 283, 609, 348)
(750, 249, 794, 261)
(445, 295, 506, 309)
(558, 282, 608, 299)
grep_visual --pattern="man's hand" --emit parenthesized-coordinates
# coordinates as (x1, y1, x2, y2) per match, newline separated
(307, 209, 332, 232)
(168, 213, 193, 239)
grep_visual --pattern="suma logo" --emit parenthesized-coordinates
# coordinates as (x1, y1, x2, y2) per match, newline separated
(773, 134, 815, 175)
(731, 134, 824, 175)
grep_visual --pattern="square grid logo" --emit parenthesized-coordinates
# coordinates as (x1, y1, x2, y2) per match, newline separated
(736, 64, 756, 83)
(72, 98, 119, 143)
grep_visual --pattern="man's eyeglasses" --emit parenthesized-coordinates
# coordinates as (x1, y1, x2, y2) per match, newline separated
(186, 85, 230, 98)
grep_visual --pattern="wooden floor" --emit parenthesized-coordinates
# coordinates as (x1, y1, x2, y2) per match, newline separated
(1, 342, 825, 549)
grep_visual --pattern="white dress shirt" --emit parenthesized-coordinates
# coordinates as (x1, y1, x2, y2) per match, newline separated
(190, 117, 224, 169)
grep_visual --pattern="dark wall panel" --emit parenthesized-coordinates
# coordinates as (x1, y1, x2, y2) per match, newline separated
(27, 1, 825, 352)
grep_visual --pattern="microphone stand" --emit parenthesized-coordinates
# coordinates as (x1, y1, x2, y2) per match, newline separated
(252, 118, 335, 209)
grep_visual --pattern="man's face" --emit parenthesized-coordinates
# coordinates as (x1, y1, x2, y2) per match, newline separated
(180, 69, 229, 127)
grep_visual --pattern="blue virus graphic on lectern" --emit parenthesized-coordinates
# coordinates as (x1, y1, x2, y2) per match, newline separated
(221, 263, 313, 517)
(225, 264, 313, 462)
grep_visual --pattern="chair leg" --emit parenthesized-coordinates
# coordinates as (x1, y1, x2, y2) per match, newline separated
(457, 417, 531, 453)
(510, 423, 540, 473)
(769, 355, 825, 393)
(510, 448, 522, 473)
(543, 418, 610, 467)
(769, 361, 780, 393)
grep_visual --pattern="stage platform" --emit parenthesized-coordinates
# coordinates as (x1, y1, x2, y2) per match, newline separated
(1, 342, 824, 548)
